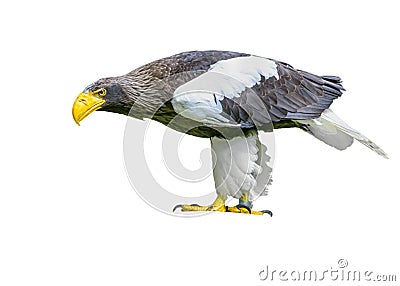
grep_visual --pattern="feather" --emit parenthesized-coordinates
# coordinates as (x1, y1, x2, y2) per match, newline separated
(211, 131, 272, 200)
(171, 55, 279, 126)
(297, 109, 388, 158)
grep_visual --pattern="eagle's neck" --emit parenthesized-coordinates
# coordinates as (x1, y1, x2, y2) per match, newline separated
(113, 72, 173, 120)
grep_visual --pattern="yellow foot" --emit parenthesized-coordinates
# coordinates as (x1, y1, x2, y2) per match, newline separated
(173, 196, 272, 216)
(173, 196, 227, 213)
(226, 205, 273, 216)
(173, 203, 227, 213)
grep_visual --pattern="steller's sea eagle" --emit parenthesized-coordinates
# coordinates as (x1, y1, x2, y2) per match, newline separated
(72, 50, 387, 216)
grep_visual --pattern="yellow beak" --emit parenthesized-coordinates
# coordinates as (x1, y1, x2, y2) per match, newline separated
(72, 91, 105, 125)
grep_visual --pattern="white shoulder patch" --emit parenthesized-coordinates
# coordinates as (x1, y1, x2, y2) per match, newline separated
(209, 56, 279, 89)
(171, 56, 278, 125)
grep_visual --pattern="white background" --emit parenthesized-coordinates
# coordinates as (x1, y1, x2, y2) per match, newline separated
(1, 0, 399, 285)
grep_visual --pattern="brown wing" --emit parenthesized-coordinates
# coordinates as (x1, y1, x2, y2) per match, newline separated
(220, 61, 345, 128)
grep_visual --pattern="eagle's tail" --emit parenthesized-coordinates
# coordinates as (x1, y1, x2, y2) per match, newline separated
(296, 109, 388, 158)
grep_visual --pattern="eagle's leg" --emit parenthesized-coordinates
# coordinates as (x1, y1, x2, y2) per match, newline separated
(226, 193, 273, 216)
(173, 195, 227, 213)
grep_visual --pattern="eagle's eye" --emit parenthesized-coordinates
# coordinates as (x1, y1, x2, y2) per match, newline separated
(96, 88, 107, 97)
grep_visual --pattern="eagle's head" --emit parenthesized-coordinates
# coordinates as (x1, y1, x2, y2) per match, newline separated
(72, 78, 134, 125)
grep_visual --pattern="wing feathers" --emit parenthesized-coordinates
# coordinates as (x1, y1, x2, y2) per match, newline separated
(169, 51, 345, 128)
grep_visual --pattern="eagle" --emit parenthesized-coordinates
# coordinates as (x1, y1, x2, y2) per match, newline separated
(72, 50, 387, 216)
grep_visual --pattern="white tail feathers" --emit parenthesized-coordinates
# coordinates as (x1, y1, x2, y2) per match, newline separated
(297, 109, 388, 158)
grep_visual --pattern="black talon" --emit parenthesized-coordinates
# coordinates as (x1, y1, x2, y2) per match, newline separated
(261, 210, 273, 217)
(173, 204, 183, 212)
(236, 204, 252, 214)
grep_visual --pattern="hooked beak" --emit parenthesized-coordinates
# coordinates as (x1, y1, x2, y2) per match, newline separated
(72, 91, 105, 125)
